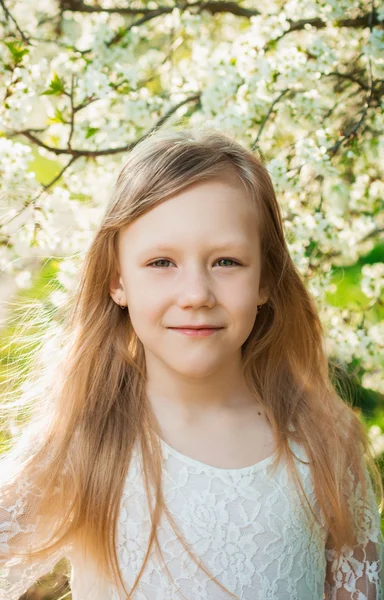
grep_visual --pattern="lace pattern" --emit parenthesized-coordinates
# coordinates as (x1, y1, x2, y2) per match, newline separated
(1, 438, 383, 600)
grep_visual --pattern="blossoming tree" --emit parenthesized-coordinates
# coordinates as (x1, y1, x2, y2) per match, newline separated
(0, 0, 383, 427)
(0, 1, 384, 597)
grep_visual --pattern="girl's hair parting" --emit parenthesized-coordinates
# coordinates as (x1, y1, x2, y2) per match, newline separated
(1, 126, 382, 599)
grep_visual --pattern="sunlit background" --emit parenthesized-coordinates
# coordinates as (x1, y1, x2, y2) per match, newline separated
(1, 0, 383, 598)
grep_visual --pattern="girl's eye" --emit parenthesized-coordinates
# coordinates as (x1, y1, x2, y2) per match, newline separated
(147, 258, 240, 268)
(215, 258, 240, 267)
(148, 259, 173, 268)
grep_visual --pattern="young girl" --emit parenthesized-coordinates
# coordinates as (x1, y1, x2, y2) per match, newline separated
(0, 128, 383, 600)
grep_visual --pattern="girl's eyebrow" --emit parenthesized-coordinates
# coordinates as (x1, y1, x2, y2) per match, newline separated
(140, 240, 250, 254)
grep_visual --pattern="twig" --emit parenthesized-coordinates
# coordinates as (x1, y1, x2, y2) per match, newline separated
(328, 2, 376, 156)
(0, 156, 78, 230)
(67, 74, 76, 149)
(271, 10, 381, 45)
(325, 71, 369, 91)
(0, 0, 30, 43)
(251, 89, 289, 152)
(0, 93, 201, 233)
(10, 93, 201, 158)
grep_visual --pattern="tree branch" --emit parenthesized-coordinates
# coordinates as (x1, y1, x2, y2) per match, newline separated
(0, 0, 30, 43)
(328, 3, 376, 156)
(59, 1, 260, 18)
(251, 89, 290, 153)
(287, 11, 381, 33)
(325, 71, 369, 92)
(0, 155, 78, 230)
(58, 1, 381, 34)
(1, 92, 201, 234)
(8, 93, 201, 158)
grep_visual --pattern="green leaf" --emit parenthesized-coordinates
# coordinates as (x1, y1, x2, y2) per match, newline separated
(265, 39, 277, 52)
(41, 71, 66, 96)
(85, 127, 99, 139)
(48, 107, 67, 124)
(5, 41, 29, 65)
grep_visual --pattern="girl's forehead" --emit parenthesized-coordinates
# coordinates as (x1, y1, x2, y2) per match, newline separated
(123, 182, 257, 230)
(125, 175, 257, 225)
(117, 189, 260, 259)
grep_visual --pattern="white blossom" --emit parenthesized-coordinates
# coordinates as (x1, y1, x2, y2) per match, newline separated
(361, 264, 384, 300)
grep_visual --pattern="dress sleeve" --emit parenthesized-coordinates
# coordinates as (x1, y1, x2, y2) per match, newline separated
(324, 461, 384, 600)
(0, 472, 69, 600)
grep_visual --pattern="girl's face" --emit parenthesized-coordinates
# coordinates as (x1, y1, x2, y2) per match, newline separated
(111, 173, 268, 379)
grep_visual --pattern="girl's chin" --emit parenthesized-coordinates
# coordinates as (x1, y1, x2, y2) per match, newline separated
(167, 361, 226, 378)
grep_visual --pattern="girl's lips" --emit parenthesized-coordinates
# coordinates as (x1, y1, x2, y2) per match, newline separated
(169, 327, 223, 337)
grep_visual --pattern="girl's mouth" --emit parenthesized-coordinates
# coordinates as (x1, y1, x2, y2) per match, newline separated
(169, 327, 223, 337)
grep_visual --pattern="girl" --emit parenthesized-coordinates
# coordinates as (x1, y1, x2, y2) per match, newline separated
(0, 127, 383, 600)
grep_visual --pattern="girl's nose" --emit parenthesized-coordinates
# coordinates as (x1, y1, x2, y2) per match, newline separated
(176, 268, 216, 309)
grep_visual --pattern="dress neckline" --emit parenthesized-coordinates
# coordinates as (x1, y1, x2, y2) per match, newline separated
(158, 435, 280, 475)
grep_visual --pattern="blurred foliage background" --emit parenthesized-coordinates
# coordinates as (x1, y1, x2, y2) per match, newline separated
(0, 0, 383, 598)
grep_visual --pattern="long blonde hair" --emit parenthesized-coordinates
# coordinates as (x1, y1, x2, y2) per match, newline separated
(1, 127, 382, 599)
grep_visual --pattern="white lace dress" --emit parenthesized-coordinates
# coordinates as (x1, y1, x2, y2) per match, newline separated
(1, 437, 383, 600)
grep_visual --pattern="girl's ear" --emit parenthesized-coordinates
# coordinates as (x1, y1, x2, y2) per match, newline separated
(109, 274, 126, 306)
(258, 286, 269, 307)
